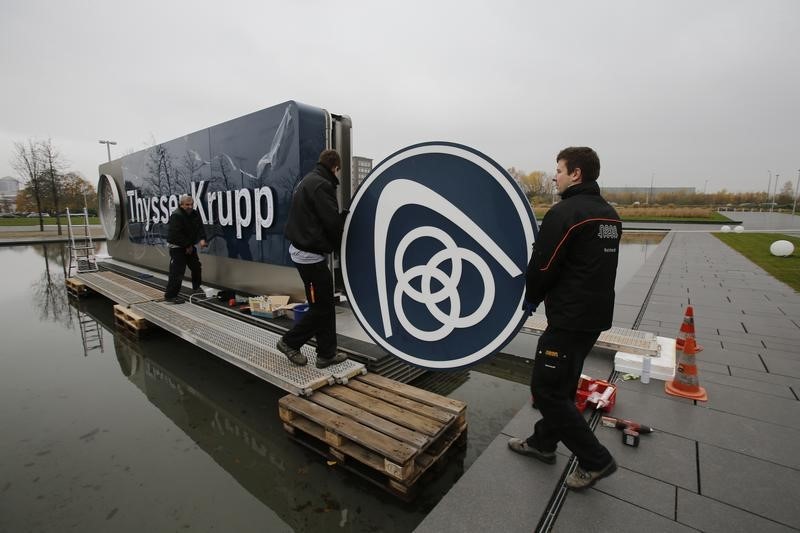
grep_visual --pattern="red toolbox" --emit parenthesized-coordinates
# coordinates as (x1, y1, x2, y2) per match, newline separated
(575, 375, 617, 413)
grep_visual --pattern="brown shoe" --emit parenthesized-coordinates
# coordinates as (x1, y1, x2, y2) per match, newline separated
(315, 353, 347, 369)
(507, 438, 556, 464)
(277, 339, 307, 366)
(566, 459, 617, 490)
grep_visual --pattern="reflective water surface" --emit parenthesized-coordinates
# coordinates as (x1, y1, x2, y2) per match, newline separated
(0, 234, 661, 532)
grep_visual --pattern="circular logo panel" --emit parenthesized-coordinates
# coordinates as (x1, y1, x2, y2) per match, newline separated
(342, 142, 538, 369)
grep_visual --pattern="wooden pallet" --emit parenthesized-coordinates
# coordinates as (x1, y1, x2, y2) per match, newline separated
(279, 374, 467, 499)
(65, 277, 88, 297)
(113, 304, 148, 335)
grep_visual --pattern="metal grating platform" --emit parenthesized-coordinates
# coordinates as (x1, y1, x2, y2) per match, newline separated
(132, 301, 366, 396)
(75, 271, 164, 305)
(521, 313, 661, 356)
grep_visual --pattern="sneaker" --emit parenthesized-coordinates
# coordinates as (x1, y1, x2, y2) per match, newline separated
(507, 438, 556, 464)
(277, 339, 307, 366)
(565, 459, 617, 490)
(164, 297, 184, 305)
(315, 353, 348, 369)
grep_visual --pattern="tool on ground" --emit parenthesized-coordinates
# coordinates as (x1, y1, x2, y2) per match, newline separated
(622, 428, 640, 447)
(601, 416, 654, 434)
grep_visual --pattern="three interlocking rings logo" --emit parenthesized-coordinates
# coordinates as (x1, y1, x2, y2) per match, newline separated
(342, 142, 538, 369)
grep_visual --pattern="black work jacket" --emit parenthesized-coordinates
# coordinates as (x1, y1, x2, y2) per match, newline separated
(284, 164, 347, 254)
(167, 207, 207, 248)
(525, 181, 622, 331)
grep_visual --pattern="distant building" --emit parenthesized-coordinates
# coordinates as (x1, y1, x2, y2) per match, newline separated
(0, 176, 20, 212)
(351, 156, 373, 194)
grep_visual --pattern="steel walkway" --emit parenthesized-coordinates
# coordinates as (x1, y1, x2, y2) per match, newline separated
(74, 271, 366, 396)
(522, 313, 661, 356)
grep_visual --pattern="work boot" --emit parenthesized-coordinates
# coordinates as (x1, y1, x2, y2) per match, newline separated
(507, 438, 556, 464)
(277, 339, 307, 366)
(315, 353, 348, 369)
(164, 297, 184, 305)
(565, 459, 617, 490)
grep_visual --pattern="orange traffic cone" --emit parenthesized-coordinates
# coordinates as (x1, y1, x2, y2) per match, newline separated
(665, 337, 708, 401)
(676, 306, 703, 353)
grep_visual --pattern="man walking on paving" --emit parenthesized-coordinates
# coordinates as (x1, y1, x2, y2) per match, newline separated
(508, 147, 622, 490)
(164, 194, 207, 304)
(277, 149, 349, 369)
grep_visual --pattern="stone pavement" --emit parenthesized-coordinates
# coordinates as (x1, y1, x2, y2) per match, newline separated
(416, 217, 800, 532)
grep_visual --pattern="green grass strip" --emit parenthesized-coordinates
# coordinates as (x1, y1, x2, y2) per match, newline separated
(0, 216, 100, 226)
(714, 233, 800, 292)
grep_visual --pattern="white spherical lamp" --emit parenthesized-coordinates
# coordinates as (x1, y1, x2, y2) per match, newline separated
(770, 240, 795, 257)
(720, 226, 731, 233)
(734, 225, 744, 233)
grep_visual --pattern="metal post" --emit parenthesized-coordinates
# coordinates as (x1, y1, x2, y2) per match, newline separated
(98, 140, 117, 162)
(767, 170, 772, 211)
(792, 169, 799, 218)
(773, 173, 780, 212)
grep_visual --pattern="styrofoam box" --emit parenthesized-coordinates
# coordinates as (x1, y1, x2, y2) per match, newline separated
(614, 336, 676, 382)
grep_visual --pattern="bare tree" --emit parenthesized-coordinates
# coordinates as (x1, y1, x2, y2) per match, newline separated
(39, 139, 67, 235)
(12, 140, 45, 231)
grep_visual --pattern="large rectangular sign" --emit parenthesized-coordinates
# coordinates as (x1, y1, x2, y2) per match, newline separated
(117, 100, 327, 267)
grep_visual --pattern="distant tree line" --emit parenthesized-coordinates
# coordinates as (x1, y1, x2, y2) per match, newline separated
(507, 166, 796, 208)
(10, 139, 97, 233)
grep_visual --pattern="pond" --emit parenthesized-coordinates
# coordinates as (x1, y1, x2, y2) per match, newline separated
(0, 233, 661, 532)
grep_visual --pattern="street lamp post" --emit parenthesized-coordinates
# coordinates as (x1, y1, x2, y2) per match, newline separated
(767, 170, 772, 211)
(792, 169, 799, 219)
(98, 140, 117, 162)
(773, 173, 780, 213)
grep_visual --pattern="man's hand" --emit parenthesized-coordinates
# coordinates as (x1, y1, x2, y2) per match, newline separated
(522, 300, 537, 317)
(199, 239, 208, 249)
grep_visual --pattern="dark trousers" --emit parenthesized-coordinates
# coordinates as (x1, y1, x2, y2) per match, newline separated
(282, 261, 336, 358)
(527, 326, 613, 471)
(164, 246, 202, 298)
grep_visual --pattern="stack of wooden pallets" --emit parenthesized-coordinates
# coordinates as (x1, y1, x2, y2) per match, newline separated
(65, 277, 88, 297)
(279, 373, 467, 500)
(113, 304, 149, 336)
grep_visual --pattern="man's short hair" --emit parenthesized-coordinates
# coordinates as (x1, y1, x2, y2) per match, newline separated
(557, 147, 600, 182)
(179, 194, 193, 203)
(319, 150, 342, 171)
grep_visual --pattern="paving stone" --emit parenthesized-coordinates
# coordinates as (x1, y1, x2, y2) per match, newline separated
(596, 422, 697, 491)
(760, 354, 800, 379)
(693, 345, 765, 371)
(414, 437, 560, 533)
(676, 488, 795, 533)
(759, 346, 800, 362)
(554, 489, 694, 533)
(700, 380, 800, 429)
(729, 367, 800, 389)
(591, 466, 676, 519)
(699, 443, 800, 529)
(699, 371, 796, 399)
(739, 320, 800, 340)
(760, 338, 800, 354)
(602, 388, 800, 470)
(697, 359, 731, 376)
(712, 333, 766, 350)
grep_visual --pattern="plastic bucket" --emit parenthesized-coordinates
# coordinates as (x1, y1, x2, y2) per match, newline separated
(293, 304, 309, 325)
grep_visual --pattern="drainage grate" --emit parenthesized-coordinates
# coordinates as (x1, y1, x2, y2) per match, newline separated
(76, 271, 164, 305)
(133, 301, 366, 395)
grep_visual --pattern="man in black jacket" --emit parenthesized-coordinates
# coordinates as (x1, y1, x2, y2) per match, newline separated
(508, 147, 622, 491)
(164, 194, 207, 303)
(278, 150, 349, 369)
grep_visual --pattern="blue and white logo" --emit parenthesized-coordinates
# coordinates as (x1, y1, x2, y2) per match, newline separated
(342, 142, 538, 369)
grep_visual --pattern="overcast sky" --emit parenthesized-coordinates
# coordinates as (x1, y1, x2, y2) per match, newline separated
(1, 0, 798, 193)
